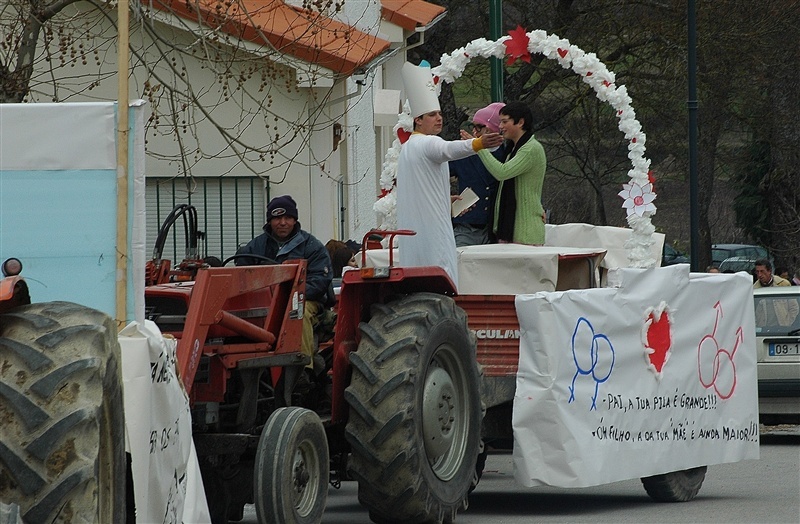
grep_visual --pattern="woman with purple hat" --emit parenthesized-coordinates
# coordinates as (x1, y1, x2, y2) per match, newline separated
(450, 102, 506, 246)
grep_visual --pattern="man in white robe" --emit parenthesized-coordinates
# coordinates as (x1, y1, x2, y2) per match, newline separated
(396, 62, 502, 288)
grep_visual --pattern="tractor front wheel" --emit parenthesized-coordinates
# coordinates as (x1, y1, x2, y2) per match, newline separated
(345, 293, 482, 523)
(254, 407, 329, 524)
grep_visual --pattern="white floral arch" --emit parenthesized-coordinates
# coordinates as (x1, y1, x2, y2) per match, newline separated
(374, 27, 658, 268)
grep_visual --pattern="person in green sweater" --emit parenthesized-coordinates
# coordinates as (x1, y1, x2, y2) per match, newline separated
(477, 101, 547, 245)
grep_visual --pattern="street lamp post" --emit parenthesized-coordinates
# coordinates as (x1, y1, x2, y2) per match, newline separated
(688, 0, 699, 271)
(489, 0, 503, 102)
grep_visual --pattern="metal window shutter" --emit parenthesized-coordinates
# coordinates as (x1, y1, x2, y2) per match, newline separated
(145, 177, 265, 264)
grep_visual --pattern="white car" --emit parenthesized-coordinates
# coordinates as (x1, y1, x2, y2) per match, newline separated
(753, 286, 800, 423)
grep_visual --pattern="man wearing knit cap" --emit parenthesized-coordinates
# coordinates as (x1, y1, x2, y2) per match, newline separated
(235, 194, 333, 377)
(396, 62, 503, 288)
(450, 102, 506, 246)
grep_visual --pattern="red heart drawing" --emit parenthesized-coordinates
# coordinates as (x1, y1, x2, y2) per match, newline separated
(397, 128, 411, 144)
(433, 75, 440, 85)
(646, 309, 672, 373)
(557, 48, 568, 58)
(602, 80, 611, 87)
(586, 71, 593, 76)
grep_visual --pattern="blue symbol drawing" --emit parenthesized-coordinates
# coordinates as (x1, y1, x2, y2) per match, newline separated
(569, 317, 616, 410)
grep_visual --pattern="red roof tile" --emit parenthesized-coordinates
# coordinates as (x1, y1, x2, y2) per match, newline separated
(152, 0, 391, 75)
(380, 0, 446, 31)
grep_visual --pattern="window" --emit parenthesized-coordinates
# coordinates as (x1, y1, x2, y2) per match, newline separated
(146, 177, 266, 263)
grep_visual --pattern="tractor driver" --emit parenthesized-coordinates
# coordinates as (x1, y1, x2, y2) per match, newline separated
(235, 195, 333, 380)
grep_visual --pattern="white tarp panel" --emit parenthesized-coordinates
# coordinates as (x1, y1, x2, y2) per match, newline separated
(0, 102, 116, 171)
(545, 223, 665, 270)
(120, 321, 211, 523)
(364, 244, 605, 295)
(0, 102, 146, 323)
(512, 265, 759, 487)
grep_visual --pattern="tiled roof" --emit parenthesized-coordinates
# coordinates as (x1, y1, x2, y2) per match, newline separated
(152, 0, 392, 75)
(380, 0, 446, 31)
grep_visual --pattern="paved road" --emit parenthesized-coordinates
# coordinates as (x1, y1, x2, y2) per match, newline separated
(242, 425, 799, 523)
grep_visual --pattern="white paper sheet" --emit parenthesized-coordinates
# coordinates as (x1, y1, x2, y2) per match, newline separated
(512, 266, 760, 487)
(451, 187, 480, 217)
(120, 321, 211, 523)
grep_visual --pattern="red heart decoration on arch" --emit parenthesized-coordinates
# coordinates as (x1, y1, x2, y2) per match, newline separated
(557, 48, 568, 58)
(433, 75, 440, 85)
(397, 128, 412, 144)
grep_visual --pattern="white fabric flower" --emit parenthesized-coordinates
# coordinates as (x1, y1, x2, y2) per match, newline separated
(619, 181, 656, 217)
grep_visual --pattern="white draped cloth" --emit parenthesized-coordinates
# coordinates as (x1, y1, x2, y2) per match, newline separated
(396, 133, 479, 288)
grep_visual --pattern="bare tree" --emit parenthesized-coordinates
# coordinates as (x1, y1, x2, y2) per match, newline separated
(413, 0, 799, 267)
(0, 0, 382, 182)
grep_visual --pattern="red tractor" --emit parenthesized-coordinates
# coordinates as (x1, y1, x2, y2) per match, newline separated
(0, 258, 127, 522)
(144, 228, 706, 523)
(144, 230, 483, 523)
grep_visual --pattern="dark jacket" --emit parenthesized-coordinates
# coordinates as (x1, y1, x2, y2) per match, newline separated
(450, 144, 505, 226)
(235, 223, 333, 303)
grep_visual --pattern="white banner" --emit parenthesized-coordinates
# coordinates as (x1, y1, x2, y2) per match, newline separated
(120, 321, 211, 523)
(512, 265, 760, 487)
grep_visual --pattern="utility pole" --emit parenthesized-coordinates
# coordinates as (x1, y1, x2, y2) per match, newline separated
(489, 0, 503, 102)
(116, 0, 130, 327)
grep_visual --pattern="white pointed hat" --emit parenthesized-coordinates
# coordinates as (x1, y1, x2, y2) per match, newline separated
(401, 62, 441, 118)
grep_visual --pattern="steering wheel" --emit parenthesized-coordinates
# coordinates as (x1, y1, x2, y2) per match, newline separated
(221, 253, 280, 266)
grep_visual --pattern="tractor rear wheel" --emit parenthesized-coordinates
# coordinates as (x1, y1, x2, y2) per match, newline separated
(0, 302, 126, 523)
(254, 407, 329, 524)
(345, 293, 482, 523)
(641, 466, 707, 502)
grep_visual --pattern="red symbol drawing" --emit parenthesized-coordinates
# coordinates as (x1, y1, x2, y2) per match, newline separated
(643, 302, 672, 377)
(697, 301, 742, 399)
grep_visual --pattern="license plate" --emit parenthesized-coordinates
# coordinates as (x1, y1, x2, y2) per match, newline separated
(769, 342, 800, 356)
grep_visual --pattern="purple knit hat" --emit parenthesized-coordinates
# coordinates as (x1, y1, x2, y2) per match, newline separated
(472, 102, 505, 133)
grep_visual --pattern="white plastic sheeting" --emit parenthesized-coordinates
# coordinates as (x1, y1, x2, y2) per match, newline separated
(120, 321, 211, 523)
(513, 265, 760, 487)
(0, 101, 146, 323)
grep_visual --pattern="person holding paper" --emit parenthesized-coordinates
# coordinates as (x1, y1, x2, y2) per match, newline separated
(450, 103, 506, 246)
(396, 62, 503, 287)
(477, 101, 547, 245)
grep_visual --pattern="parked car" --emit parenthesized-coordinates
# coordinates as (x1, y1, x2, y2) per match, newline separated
(662, 243, 689, 266)
(753, 286, 800, 424)
(718, 256, 757, 275)
(712, 244, 771, 267)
